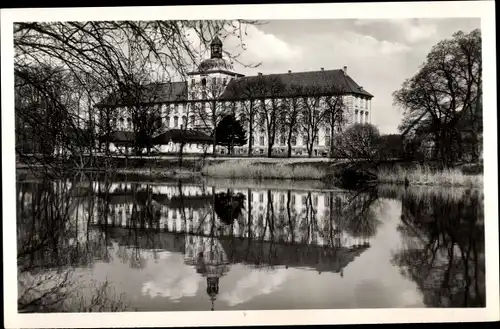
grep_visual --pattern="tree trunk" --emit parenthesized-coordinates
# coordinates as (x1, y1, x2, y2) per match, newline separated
(287, 128, 293, 158)
(329, 121, 335, 159)
(248, 103, 254, 157)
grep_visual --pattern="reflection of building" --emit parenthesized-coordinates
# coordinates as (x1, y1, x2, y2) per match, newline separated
(96, 37, 374, 156)
(91, 182, 370, 249)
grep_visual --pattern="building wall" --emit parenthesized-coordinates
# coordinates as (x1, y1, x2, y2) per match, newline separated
(97, 71, 372, 156)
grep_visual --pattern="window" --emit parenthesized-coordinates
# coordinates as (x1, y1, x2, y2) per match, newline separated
(302, 195, 307, 205)
(313, 195, 318, 206)
(182, 116, 187, 127)
(291, 136, 297, 146)
(324, 195, 330, 207)
(303, 134, 308, 144)
(212, 77, 217, 85)
(280, 135, 286, 145)
(259, 193, 264, 203)
(166, 116, 170, 127)
(119, 117, 124, 127)
(223, 78, 227, 86)
(174, 116, 179, 128)
(325, 136, 330, 147)
(190, 115, 196, 126)
(191, 92, 196, 100)
(326, 127, 331, 135)
(314, 136, 319, 145)
(259, 136, 265, 146)
(201, 78, 207, 86)
(191, 79, 195, 87)
(279, 194, 285, 204)
(174, 104, 178, 114)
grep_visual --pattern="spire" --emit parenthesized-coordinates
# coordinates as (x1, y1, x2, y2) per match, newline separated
(210, 36, 223, 59)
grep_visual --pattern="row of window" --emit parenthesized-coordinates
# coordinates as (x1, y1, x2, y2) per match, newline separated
(191, 77, 232, 88)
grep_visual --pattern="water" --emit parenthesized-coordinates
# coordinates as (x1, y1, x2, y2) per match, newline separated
(16, 175, 485, 312)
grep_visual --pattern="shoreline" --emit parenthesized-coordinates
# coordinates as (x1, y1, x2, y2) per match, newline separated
(16, 158, 483, 188)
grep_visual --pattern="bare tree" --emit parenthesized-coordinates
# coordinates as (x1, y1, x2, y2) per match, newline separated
(299, 85, 327, 158)
(323, 86, 348, 158)
(15, 20, 260, 171)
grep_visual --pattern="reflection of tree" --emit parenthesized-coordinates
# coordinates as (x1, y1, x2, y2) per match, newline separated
(213, 189, 246, 225)
(392, 189, 485, 307)
(341, 188, 382, 240)
(18, 269, 129, 312)
(17, 175, 109, 272)
(17, 174, 128, 312)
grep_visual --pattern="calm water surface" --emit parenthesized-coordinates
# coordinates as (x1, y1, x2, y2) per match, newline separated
(16, 176, 485, 312)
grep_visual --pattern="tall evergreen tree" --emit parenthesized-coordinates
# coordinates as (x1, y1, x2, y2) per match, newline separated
(215, 114, 247, 155)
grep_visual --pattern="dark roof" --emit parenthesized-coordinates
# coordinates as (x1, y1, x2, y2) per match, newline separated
(198, 58, 234, 72)
(211, 36, 223, 46)
(100, 131, 136, 144)
(152, 129, 213, 145)
(220, 69, 374, 100)
(153, 194, 213, 209)
(97, 82, 188, 107)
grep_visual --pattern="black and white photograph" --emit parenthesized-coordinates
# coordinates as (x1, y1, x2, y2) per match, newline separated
(2, 1, 498, 327)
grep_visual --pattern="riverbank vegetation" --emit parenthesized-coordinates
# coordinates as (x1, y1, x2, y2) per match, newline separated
(201, 161, 327, 180)
(377, 164, 483, 187)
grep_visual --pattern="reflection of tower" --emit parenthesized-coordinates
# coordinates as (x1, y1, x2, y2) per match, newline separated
(185, 236, 230, 311)
(206, 276, 219, 311)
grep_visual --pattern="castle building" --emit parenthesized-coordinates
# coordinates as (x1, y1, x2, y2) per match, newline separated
(96, 36, 374, 156)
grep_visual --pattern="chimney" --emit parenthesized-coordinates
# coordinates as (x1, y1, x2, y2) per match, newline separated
(320, 68, 324, 71)
(288, 70, 292, 74)
(258, 72, 263, 76)
(343, 66, 347, 75)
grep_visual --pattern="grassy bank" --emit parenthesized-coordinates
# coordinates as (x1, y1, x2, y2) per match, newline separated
(377, 165, 483, 187)
(201, 161, 329, 180)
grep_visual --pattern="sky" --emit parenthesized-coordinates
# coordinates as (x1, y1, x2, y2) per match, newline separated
(217, 18, 481, 134)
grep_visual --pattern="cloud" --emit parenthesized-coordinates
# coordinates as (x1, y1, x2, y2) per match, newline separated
(219, 268, 289, 306)
(224, 24, 303, 66)
(391, 19, 438, 43)
(141, 253, 202, 301)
